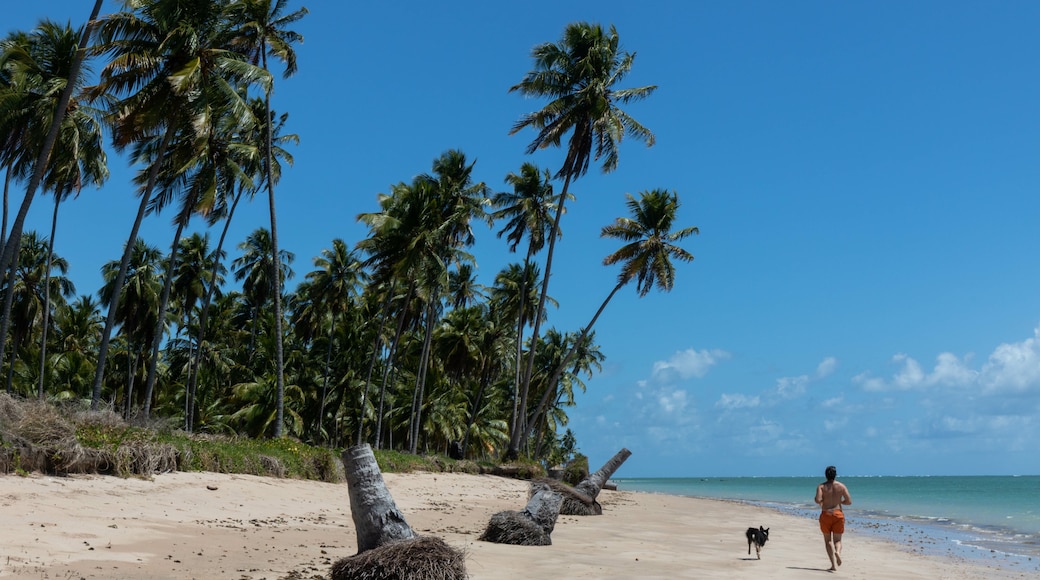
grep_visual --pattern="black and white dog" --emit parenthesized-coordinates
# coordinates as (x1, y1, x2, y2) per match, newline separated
(746, 526, 769, 559)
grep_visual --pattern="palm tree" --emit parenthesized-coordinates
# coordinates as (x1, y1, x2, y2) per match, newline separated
(228, 0, 308, 438)
(231, 227, 294, 357)
(0, 1, 103, 283)
(0, 20, 108, 399)
(88, 0, 271, 410)
(405, 150, 490, 454)
(4, 232, 74, 395)
(301, 238, 366, 442)
(491, 163, 557, 436)
(99, 239, 164, 417)
(521, 189, 697, 445)
(51, 295, 103, 399)
(184, 97, 295, 431)
(507, 22, 656, 457)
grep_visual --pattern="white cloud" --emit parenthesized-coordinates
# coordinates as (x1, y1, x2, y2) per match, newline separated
(824, 417, 848, 432)
(651, 348, 730, 382)
(891, 353, 925, 389)
(853, 371, 888, 392)
(772, 357, 836, 399)
(857, 352, 978, 391)
(979, 327, 1040, 394)
(775, 374, 809, 398)
(817, 357, 838, 377)
(715, 393, 761, 410)
(657, 388, 690, 415)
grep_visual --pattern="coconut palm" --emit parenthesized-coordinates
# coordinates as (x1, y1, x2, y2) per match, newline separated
(300, 238, 366, 442)
(228, 0, 308, 438)
(0, 1, 103, 283)
(507, 22, 656, 457)
(184, 97, 295, 431)
(491, 163, 558, 436)
(521, 189, 697, 445)
(4, 232, 74, 395)
(0, 20, 108, 399)
(99, 238, 164, 417)
(51, 295, 103, 399)
(88, 0, 270, 410)
(231, 227, 295, 357)
(405, 150, 490, 454)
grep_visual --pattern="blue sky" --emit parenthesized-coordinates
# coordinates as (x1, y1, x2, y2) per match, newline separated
(7, 1, 1040, 477)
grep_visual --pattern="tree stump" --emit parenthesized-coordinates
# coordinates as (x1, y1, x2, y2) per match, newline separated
(479, 482, 563, 546)
(330, 444, 466, 580)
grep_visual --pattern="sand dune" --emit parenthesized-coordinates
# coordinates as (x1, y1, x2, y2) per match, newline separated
(0, 471, 1024, 579)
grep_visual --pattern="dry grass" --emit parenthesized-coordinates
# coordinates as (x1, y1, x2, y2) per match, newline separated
(329, 536, 466, 580)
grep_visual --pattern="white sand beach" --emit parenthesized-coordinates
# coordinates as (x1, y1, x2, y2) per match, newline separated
(0, 471, 1027, 579)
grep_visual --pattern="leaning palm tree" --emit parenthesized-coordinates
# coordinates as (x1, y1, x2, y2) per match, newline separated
(507, 22, 656, 457)
(491, 163, 557, 435)
(87, 0, 270, 410)
(521, 189, 697, 445)
(227, 0, 308, 438)
(0, 20, 108, 399)
(0, 1, 103, 283)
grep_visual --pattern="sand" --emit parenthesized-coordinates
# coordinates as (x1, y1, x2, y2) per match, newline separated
(0, 471, 1028, 579)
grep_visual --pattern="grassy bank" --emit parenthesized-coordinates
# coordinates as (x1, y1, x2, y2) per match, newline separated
(0, 393, 546, 481)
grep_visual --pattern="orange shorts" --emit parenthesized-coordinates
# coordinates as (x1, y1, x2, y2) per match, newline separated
(819, 510, 845, 534)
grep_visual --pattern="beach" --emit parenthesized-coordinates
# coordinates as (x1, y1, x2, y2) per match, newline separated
(0, 471, 1028, 579)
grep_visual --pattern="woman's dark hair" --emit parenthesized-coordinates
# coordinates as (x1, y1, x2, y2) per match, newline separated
(825, 466, 837, 482)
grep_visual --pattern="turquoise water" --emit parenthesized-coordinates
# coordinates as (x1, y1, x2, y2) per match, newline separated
(614, 476, 1040, 572)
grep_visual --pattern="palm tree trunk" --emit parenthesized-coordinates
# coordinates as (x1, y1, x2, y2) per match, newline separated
(375, 283, 414, 449)
(356, 287, 393, 446)
(461, 368, 492, 458)
(91, 127, 175, 410)
(124, 346, 140, 420)
(523, 281, 623, 444)
(142, 218, 188, 417)
(185, 187, 242, 431)
(2, 167, 9, 251)
(509, 173, 573, 458)
(37, 194, 61, 399)
(0, 249, 19, 392)
(408, 297, 437, 455)
(257, 48, 287, 439)
(576, 447, 632, 500)
(342, 443, 415, 552)
(0, 0, 102, 281)
(4, 326, 21, 394)
(316, 308, 336, 442)
(509, 253, 533, 444)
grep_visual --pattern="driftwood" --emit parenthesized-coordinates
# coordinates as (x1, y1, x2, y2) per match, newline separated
(479, 482, 563, 546)
(330, 444, 465, 580)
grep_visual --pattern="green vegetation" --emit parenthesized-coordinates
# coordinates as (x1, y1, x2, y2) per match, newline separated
(0, 4, 695, 469)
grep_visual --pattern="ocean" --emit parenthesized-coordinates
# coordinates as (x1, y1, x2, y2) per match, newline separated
(614, 475, 1040, 574)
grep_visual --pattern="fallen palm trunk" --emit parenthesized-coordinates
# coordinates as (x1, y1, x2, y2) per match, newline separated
(576, 447, 631, 501)
(543, 447, 631, 516)
(479, 481, 563, 546)
(530, 477, 602, 516)
(330, 444, 465, 580)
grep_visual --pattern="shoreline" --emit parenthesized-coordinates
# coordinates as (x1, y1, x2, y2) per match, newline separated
(0, 471, 1032, 579)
